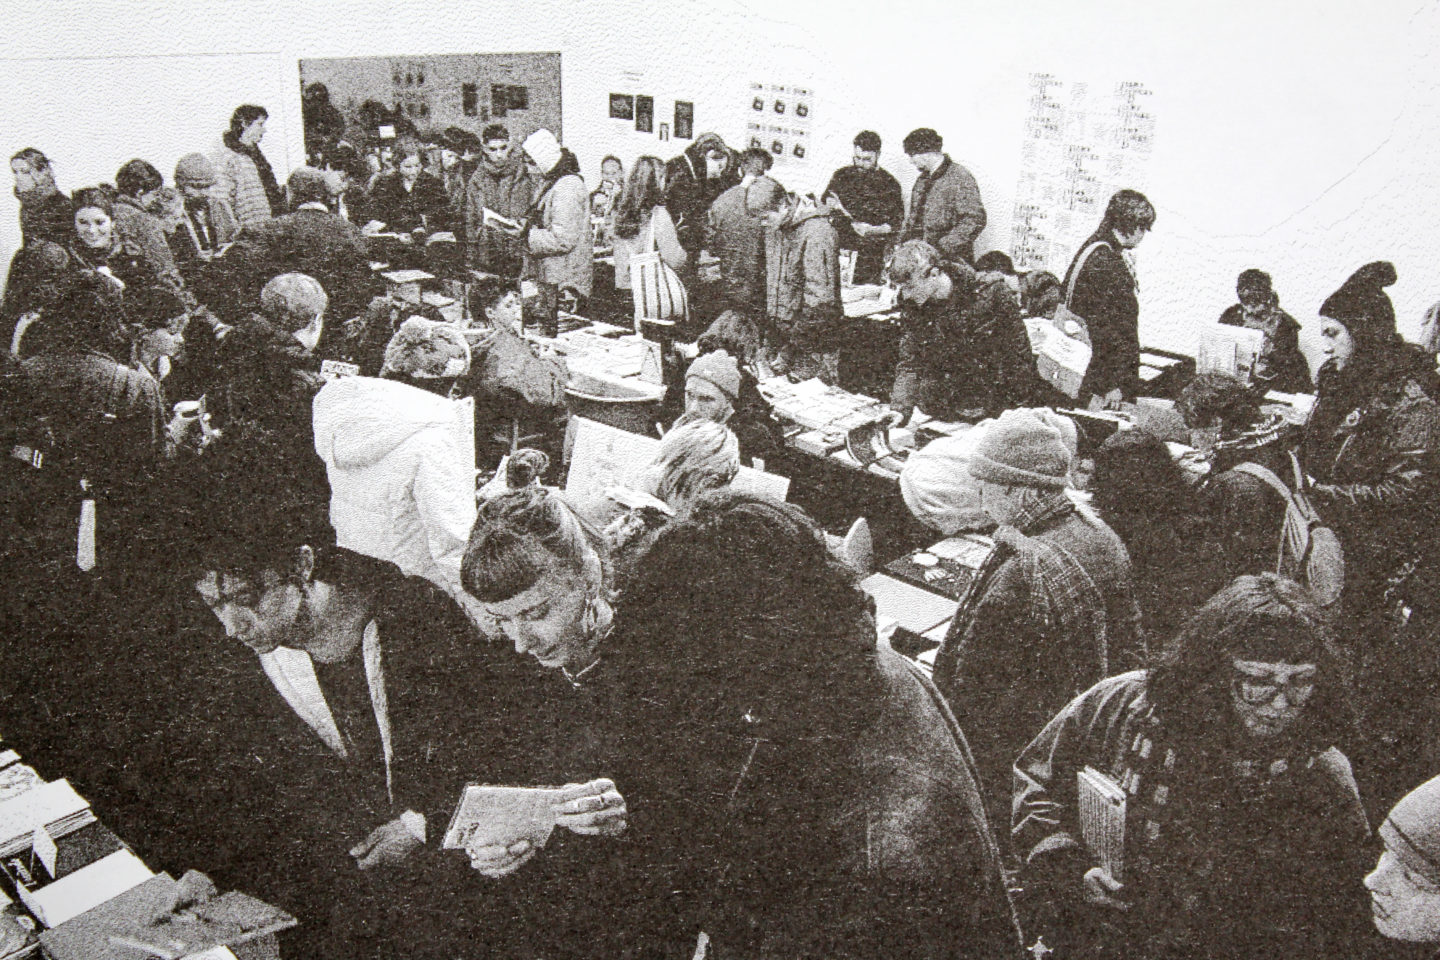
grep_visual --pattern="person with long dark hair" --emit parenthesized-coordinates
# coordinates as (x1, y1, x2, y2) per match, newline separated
(612, 491, 1024, 959)
(216, 104, 283, 225)
(1062, 188, 1156, 406)
(1014, 574, 1378, 959)
(368, 140, 451, 236)
(611, 154, 687, 297)
(1301, 260, 1440, 818)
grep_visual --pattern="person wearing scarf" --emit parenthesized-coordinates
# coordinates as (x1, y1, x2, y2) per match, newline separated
(1015, 574, 1380, 959)
(462, 123, 533, 277)
(519, 129, 593, 302)
(217, 104, 283, 226)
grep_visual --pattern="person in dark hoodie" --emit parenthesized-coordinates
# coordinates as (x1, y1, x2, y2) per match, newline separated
(1217, 268, 1313, 393)
(464, 123, 533, 277)
(664, 132, 741, 258)
(885, 238, 1041, 422)
(1301, 260, 1440, 818)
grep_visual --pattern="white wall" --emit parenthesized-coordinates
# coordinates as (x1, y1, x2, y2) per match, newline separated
(3, 0, 1437, 365)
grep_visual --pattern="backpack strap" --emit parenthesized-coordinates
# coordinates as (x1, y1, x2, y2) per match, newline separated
(1065, 241, 1111, 309)
(1231, 461, 1292, 500)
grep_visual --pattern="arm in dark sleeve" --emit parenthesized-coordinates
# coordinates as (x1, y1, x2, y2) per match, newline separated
(935, 168, 986, 262)
(1075, 252, 1139, 398)
(880, 173, 906, 231)
(1310, 393, 1440, 529)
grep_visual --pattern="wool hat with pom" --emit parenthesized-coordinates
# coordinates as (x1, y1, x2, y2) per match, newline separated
(382, 317, 472, 379)
(968, 407, 1072, 489)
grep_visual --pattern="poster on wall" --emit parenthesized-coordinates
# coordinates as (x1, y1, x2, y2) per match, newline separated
(674, 101, 693, 140)
(1010, 73, 1156, 272)
(635, 95, 654, 134)
(743, 81, 813, 167)
(609, 93, 635, 120)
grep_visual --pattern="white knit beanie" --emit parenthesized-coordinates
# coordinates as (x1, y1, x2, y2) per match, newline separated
(521, 129, 563, 174)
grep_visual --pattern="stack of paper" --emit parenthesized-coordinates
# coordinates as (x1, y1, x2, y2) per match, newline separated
(19, 849, 152, 928)
(0, 782, 89, 858)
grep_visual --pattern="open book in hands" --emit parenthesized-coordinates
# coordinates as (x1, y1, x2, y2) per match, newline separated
(483, 208, 524, 237)
(442, 785, 569, 851)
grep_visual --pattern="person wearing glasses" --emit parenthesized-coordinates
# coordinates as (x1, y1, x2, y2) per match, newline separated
(1013, 574, 1379, 960)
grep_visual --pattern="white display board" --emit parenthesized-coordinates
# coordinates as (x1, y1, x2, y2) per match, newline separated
(1010, 74, 1156, 273)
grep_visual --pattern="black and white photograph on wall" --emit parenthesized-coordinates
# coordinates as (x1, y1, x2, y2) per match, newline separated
(2, 1, 1440, 958)
(608, 92, 634, 120)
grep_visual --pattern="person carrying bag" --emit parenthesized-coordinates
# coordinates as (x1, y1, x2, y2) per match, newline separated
(1035, 240, 1105, 400)
(631, 205, 689, 332)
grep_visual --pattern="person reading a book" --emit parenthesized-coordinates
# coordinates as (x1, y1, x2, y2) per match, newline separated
(1367, 774, 1440, 948)
(1012, 574, 1377, 959)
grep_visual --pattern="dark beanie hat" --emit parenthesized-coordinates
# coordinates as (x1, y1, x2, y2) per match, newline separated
(1320, 261, 1398, 343)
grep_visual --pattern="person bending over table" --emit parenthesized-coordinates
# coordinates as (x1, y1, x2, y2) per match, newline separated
(885, 239, 1042, 424)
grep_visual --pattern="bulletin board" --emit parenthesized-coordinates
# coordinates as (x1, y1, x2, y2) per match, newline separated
(1009, 73, 1155, 272)
(299, 52, 561, 145)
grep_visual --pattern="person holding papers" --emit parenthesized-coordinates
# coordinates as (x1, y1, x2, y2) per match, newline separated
(458, 487, 680, 957)
(463, 123, 532, 277)
(1216, 268, 1312, 393)
(1013, 575, 1377, 960)
(885, 239, 1041, 424)
(823, 130, 904, 285)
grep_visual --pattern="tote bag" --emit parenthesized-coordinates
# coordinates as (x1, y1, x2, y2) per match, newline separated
(1038, 240, 1107, 399)
(630, 207, 689, 331)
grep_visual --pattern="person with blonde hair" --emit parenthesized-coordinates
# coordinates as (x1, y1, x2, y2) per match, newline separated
(650, 419, 740, 514)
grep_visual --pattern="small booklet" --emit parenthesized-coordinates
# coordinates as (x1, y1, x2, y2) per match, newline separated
(441, 785, 568, 851)
(1077, 766, 1127, 884)
(483, 208, 523, 235)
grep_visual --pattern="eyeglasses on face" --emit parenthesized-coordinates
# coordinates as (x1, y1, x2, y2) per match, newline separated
(1233, 671, 1317, 706)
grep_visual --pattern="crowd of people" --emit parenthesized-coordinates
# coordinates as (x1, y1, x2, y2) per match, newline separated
(3, 93, 1440, 960)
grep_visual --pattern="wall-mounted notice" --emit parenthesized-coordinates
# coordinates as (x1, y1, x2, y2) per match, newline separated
(635, 95, 654, 134)
(1010, 74, 1155, 272)
(744, 81, 813, 167)
(609, 93, 635, 120)
(674, 101, 693, 140)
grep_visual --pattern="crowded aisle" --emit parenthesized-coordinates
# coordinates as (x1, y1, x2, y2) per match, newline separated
(3, 4, 1440, 957)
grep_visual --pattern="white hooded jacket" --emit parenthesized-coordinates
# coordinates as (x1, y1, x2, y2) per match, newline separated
(313, 376, 477, 597)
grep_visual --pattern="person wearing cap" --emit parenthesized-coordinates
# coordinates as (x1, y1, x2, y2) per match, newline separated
(313, 317, 479, 609)
(885, 238, 1042, 424)
(1301, 261, 1440, 817)
(1217, 268, 1312, 393)
(1368, 774, 1440, 946)
(934, 407, 1142, 833)
(899, 127, 986, 265)
(519, 128, 593, 301)
(463, 123, 532, 276)
(172, 152, 240, 278)
(673, 348, 783, 468)
(1014, 574, 1377, 959)
(219, 166, 378, 334)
